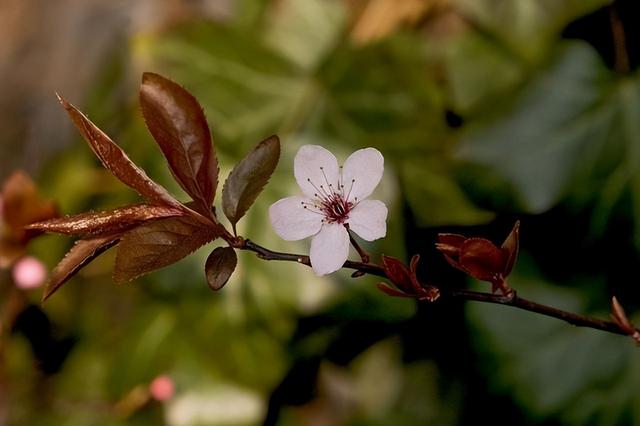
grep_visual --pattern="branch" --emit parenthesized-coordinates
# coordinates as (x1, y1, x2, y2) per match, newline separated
(448, 289, 627, 336)
(240, 239, 634, 338)
(242, 239, 385, 277)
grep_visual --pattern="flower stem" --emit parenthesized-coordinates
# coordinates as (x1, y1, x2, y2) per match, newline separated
(345, 225, 370, 263)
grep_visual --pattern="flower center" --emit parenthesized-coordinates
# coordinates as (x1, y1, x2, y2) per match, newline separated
(301, 166, 358, 224)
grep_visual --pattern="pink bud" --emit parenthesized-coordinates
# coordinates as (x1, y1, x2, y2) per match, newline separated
(12, 256, 47, 290)
(149, 375, 174, 401)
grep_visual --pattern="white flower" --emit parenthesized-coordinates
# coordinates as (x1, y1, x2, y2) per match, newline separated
(269, 145, 387, 275)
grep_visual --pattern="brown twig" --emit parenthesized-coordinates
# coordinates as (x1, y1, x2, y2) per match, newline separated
(239, 239, 634, 338)
(242, 239, 385, 277)
(449, 289, 627, 336)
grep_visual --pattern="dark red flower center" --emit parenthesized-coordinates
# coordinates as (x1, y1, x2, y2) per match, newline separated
(301, 166, 358, 224)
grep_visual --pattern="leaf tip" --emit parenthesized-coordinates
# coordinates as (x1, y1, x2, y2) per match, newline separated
(55, 93, 72, 110)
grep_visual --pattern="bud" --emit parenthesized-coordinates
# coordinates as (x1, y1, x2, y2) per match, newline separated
(377, 255, 439, 302)
(610, 296, 640, 344)
(436, 221, 520, 295)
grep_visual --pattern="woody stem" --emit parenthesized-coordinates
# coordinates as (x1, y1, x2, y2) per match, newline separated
(238, 239, 634, 339)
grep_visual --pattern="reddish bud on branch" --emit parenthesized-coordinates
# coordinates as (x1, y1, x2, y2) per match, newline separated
(611, 296, 640, 345)
(377, 255, 439, 302)
(436, 221, 520, 296)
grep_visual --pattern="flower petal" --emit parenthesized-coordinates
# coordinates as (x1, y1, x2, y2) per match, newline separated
(347, 199, 387, 241)
(269, 196, 323, 241)
(294, 145, 340, 199)
(341, 148, 384, 202)
(310, 223, 349, 275)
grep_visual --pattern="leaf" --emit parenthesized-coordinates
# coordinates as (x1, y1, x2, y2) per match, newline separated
(376, 282, 413, 298)
(140, 72, 218, 214)
(501, 221, 520, 277)
(467, 268, 638, 424)
(456, 43, 617, 213)
(27, 204, 184, 236)
(458, 238, 505, 281)
(114, 215, 219, 283)
(380, 255, 413, 294)
(204, 246, 237, 291)
(402, 159, 493, 227)
(453, 0, 610, 61)
(57, 95, 183, 210)
(43, 234, 120, 301)
(222, 135, 280, 230)
(445, 30, 525, 114)
(1, 171, 58, 244)
(456, 42, 640, 249)
(265, 0, 347, 70)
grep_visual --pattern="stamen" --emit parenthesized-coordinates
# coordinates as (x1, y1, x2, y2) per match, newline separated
(320, 167, 336, 196)
(306, 178, 324, 196)
(318, 184, 331, 198)
(345, 179, 356, 202)
(300, 200, 324, 216)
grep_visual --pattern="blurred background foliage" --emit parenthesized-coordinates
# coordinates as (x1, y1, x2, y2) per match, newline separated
(2, 0, 640, 424)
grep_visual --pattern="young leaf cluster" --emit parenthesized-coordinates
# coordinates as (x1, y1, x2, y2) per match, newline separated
(30, 73, 279, 300)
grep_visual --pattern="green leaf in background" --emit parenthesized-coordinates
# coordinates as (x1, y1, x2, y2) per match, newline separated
(466, 263, 640, 425)
(402, 158, 493, 226)
(457, 41, 640, 247)
(457, 43, 618, 209)
(445, 31, 525, 114)
(453, 0, 612, 61)
(265, 0, 347, 71)
(133, 22, 302, 145)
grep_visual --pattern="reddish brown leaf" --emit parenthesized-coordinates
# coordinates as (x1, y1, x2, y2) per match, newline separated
(27, 204, 183, 236)
(459, 238, 506, 282)
(222, 135, 280, 232)
(114, 215, 219, 283)
(376, 282, 412, 298)
(436, 233, 466, 249)
(408, 254, 424, 293)
(501, 221, 520, 276)
(57, 95, 183, 210)
(205, 246, 237, 291)
(140, 73, 218, 215)
(435, 234, 466, 269)
(381, 255, 413, 293)
(1, 171, 58, 244)
(43, 234, 120, 301)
